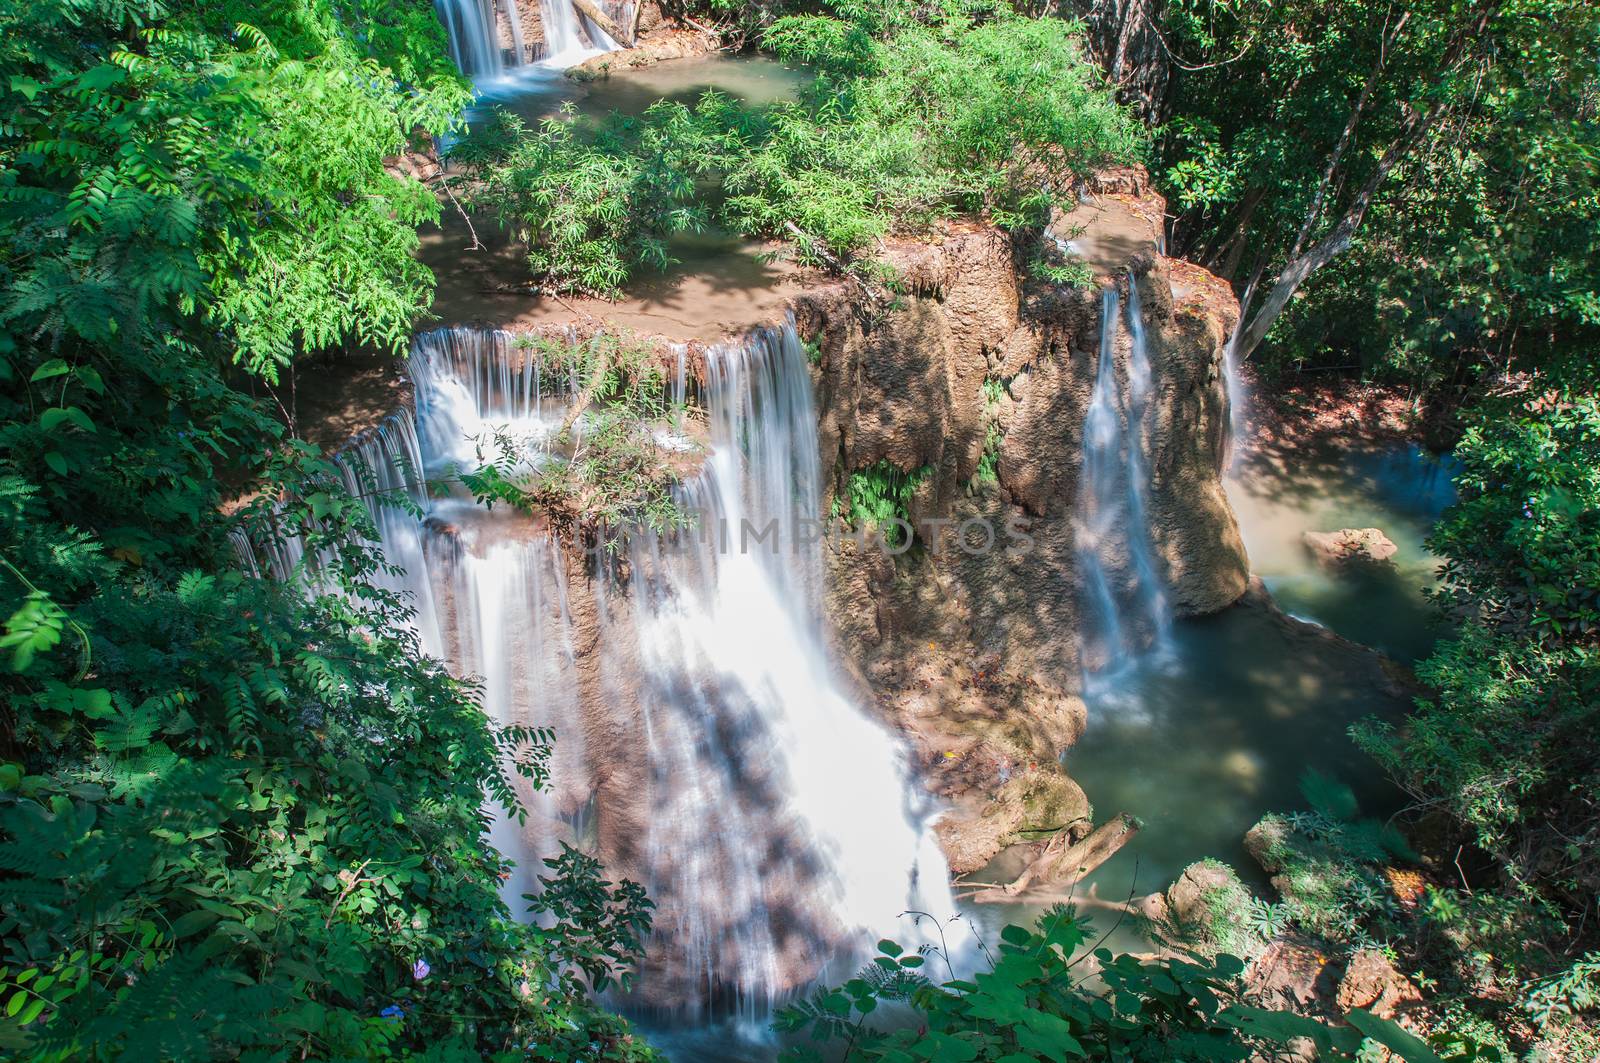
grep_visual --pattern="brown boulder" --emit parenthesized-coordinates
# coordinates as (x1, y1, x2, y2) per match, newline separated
(935, 770, 1092, 874)
(1335, 948, 1422, 1019)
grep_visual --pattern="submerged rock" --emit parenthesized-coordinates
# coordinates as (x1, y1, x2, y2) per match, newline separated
(1302, 527, 1399, 569)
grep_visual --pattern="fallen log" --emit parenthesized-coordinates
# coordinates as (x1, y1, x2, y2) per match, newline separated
(573, 0, 633, 47)
(962, 812, 1140, 903)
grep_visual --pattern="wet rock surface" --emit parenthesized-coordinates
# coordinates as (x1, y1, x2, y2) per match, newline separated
(792, 191, 1248, 870)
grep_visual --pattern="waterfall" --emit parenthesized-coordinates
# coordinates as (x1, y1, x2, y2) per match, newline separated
(434, 0, 509, 79)
(1077, 276, 1170, 675)
(539, 0, 619, 68)
(433, 0, 623, 79)
(618, 327, 952, 1016)
(238, 323, 954, 1020)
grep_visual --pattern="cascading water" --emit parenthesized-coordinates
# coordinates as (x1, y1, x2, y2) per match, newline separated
(1076, 275, 1170, 675)
(238, 323, 954, 1024)
(539, 0, 618, 68)
(615, 327, 953, 1017)
(434, 0, 511, 79)
(433, 0, 622, 80)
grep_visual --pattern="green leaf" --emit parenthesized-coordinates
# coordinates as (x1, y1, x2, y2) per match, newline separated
(43, 451, 67, 476)
(29, 359, 69, 383)
(171, 910, 222, 938)
(40, 406, 95, 434)
(1345, 1009, 1448, 1063)
(999, 924, 1032, 947)
(74, 64, 128, 91)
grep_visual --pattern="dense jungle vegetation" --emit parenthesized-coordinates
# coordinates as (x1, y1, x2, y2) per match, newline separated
(0, 0, 1595, 1059)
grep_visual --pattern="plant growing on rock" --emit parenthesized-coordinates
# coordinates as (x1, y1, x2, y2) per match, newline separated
(834, 461, 931, 548)
(455, 334, 697, 547)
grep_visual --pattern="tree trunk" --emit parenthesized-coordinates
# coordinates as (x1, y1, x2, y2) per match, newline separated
(573, 0, 633, 46)
(1228, 0, 1500, 363)
(1075, 0, 1170, 121)
(1209, 186, 1266, 280)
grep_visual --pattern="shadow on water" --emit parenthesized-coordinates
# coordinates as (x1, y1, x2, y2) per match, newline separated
(1227, 442, 1459, 664)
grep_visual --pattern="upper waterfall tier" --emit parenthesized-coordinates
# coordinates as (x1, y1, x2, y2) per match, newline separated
(433, 0, 622, 80)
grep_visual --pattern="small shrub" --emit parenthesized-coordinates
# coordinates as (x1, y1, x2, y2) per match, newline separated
(835, 461, 931, 547)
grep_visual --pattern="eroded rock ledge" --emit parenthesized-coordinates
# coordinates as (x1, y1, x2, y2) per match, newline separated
(792, 196, 1248, 871)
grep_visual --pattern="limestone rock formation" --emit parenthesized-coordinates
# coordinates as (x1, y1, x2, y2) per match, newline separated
(567, 25, 719, 79)
(1141, 859, 1265, 961)
(1302, 527, 1400, 569)
(793, 195, 1248, 870)
(314, 149, 1253, 909)
(1335, 948, 1423, 1019)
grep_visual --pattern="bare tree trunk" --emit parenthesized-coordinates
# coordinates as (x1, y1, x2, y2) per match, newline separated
(1288, 11, 1411, 263)
(573, 0, 633, 46)
(1228, 1, 1499, 363)
(1232, 101, 1446, 360)
(959, 812, 1141, 901)
(1208, 186, 1266, 279)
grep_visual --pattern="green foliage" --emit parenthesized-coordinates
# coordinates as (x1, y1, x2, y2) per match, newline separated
(836, 461, 930, 547)
(1246, 777, 1415, 950)
(1029, 254, 1095, 290)
(0, 0, 468, 381)
(776, 907, 1453, 1062)
(528, 845, 654, 997)
(0, 2, 657, 1058)
(453, 105, 710, 296)
(1028, 230, 1095, 290)
(968, 375, 1007, 489)
(456, 3, 1140, 294)
(1342, 394, 1599, 1050)
(455, 334, 695, 547)
(1354, 394, 1600, 909)
(1155, 0, 1600, 391)
(1523, 952, 1600, 1037)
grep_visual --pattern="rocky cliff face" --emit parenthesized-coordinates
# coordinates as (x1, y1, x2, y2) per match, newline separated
(791, 195, 1247, 871)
